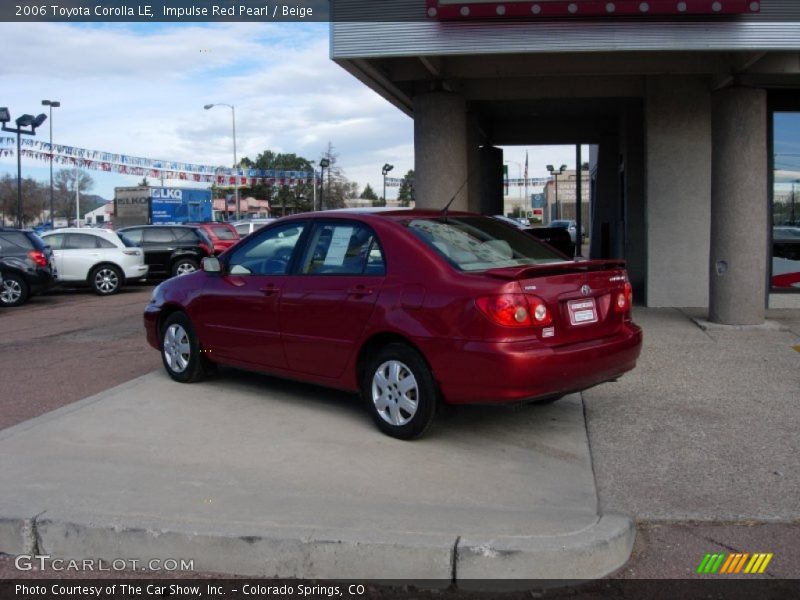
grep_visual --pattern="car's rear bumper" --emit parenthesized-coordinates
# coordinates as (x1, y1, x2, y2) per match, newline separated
(124, 264, 149, 281)
(426, 323, 643, 404)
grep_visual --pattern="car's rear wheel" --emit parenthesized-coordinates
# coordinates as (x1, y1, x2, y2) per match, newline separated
(172, 258, 198, 277)
(0, 273, 29, 307)
(161, 312, 209, 383)
(90, 265, 122, 295)
(362, 343, 437, 439)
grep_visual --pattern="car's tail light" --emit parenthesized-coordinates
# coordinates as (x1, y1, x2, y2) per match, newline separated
(476, 294, 553, 328)
(28, 250, 48, 267)
(476, 294, 531, 327)
(528, 295, 553, 326)
(614, 282, 633, 314)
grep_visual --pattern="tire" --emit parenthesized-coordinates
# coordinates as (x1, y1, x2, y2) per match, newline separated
(361, 343, 437, 440)
(160, 312, 209, 383)
(172, 257, 198, 277)
(90, 265, 122, 296)
(0, 273, 29, 307)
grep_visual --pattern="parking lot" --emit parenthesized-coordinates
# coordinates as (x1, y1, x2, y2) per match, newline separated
(1, 284, 799, 585)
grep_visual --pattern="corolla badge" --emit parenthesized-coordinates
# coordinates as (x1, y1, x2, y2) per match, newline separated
(581, 284, 592, 296)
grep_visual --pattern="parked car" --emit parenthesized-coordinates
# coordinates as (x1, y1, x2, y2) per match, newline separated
(231, 218, 276, 237)
(772, 225, 800, 288)
(550, 219, 582, 243)
(116, 225, 213, 279)
(0, 228, 57, 307)
(186, 221, 240, 254)
(40, 228, 148, 295)
(492, 215, 575, 256)
(145, 209, 642, 439)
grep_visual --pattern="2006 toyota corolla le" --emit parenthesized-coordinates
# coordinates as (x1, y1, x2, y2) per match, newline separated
(145, 209, 642, 439)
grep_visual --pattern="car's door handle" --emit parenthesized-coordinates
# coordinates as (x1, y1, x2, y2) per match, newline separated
(347, 286, 373, 297)
(259, 285, 279, 296)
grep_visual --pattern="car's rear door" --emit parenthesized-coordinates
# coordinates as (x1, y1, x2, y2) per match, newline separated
(280, 220, 385, 379)
(61, 233, 102, 280)
(142, 227, 176, 275)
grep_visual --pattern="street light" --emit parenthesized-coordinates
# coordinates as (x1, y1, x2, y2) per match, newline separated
(204, 103, 239, 220)
(41, 100, 60, 229)
(546, 164, 567, 221)
(381, 163, 394, 207)
(319, 158, 330, 210)
(791, 179, 799, 226)
(1, 107, 47, 228)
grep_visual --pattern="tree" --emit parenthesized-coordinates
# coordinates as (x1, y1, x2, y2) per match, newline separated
(0, 174, 48, 226)
(360, 184, 378, 203)
(54, 168, 94, 220)
(318, 142, 357, 209)
(398, 169, 415, 207)
(238, 150, 316, 215)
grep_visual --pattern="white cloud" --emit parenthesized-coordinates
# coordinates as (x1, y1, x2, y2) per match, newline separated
(0, 22, 583, 204)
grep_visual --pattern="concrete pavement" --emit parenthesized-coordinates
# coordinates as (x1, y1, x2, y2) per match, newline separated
(0, 369, 633, 585)
(1, 306, 798, 584)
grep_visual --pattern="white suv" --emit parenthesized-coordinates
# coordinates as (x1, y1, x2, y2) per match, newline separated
(40, 228, 148, 295)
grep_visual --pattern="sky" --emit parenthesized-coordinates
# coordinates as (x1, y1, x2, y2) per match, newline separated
(0, 21, 582, 203)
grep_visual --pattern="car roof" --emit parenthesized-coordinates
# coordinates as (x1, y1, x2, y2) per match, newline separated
(45, 227, 117, 237)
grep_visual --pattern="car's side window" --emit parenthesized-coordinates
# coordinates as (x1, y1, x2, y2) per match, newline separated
(44, 234, 65, 250)
(96, 237, 116, 249)
(122, 229, 143, 244)
(226, 223, 306, 276)
(301, 222, 385, 276)
(64, 234, 99, 250)
(144, 228, 175, 244)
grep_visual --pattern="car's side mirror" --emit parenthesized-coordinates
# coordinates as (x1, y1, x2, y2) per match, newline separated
(202, 256, 221, 273)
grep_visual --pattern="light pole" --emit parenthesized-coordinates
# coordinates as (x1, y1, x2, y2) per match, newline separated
(546, 164, 567, 221)
(381, 163, 394, 207)
(204, 103, 239, 220)
(319, 158, 330, 210)
(1, 107, 47, 228)
(791, 179, 799, 226)
(41, 100, 60, 228)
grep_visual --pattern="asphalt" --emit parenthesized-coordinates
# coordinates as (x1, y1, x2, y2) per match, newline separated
(0, 306, 798, 585)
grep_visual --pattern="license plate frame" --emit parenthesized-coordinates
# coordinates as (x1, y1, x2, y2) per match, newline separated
(567, 298, 598, 326)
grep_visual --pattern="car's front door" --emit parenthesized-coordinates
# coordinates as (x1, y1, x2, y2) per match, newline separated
(198, 222, 308, 370)
(280, 221, 385, 380)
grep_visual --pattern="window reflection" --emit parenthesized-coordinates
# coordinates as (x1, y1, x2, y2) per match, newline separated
(772, 112, 800, 290)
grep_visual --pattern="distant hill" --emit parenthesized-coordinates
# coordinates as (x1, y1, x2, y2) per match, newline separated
(81, 194, 109, 213)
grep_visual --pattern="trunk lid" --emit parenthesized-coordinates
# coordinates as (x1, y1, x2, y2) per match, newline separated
(485, 260, 631, 345)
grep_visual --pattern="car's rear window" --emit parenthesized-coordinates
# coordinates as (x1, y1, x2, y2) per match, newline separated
(405, 216, 565, 272)
(210, 225, 236, 240)
(0, 231, 37, 250)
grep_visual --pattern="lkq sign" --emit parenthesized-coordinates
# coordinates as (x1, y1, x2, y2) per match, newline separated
(426, 0, 760, 19)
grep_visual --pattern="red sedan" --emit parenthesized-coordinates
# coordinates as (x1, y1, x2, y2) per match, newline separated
(145, 209, 642, 439)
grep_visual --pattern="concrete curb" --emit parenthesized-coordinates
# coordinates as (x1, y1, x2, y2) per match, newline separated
(0, 513, 635, 586)
(456, 513, 635, 588)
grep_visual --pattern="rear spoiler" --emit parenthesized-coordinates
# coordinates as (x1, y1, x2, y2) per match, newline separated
(484, 259, 627, 280)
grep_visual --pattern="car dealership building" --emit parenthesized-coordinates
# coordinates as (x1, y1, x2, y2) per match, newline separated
(331, 0, 800, 324)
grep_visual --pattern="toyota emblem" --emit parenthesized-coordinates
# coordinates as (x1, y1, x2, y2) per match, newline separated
(581, 285, 592, 296)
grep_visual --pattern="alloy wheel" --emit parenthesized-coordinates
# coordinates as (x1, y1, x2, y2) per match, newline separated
(371, 360, 419, 426)
(163, 323, 191, 373)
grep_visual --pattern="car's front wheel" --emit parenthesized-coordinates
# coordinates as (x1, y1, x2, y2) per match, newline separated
(362, 343, 437, 439)
(0, 273, 29, 307)
(161, 312, 209, 383)
(172, 258, 198, 277)
(90, 265, 122, 295)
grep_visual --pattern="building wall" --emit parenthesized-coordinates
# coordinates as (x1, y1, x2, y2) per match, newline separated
(645, 76, 712, 307)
